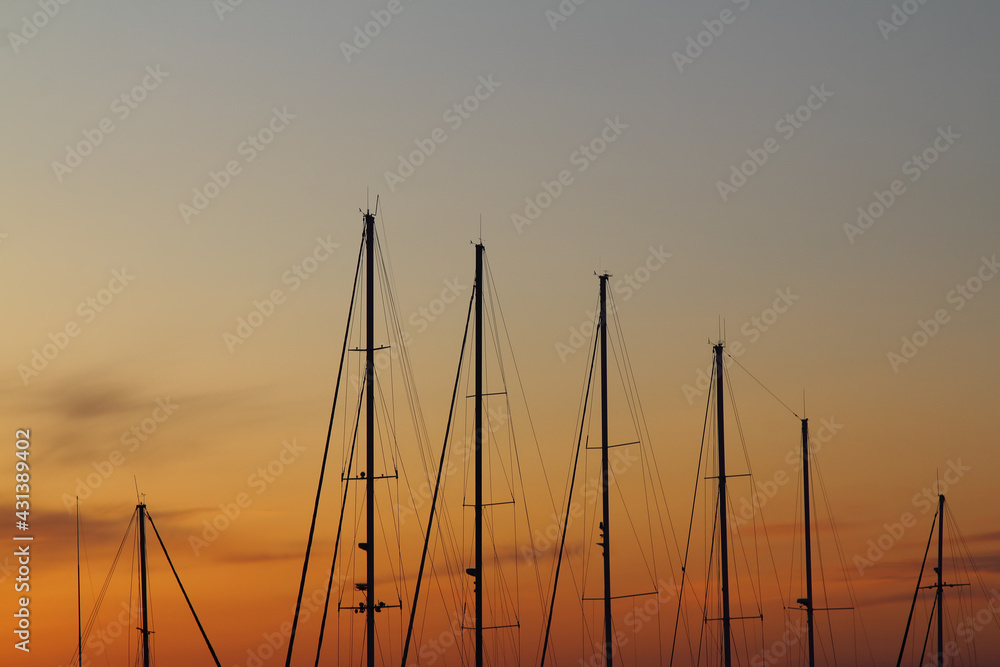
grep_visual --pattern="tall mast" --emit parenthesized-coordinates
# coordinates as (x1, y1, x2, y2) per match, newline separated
(599, 274, 613, 667)
(895, 490, 966, 665)
(801, 419, 815, 667)
(714, 343, 732, 667)
(475, 242, 484, 667)
(365, 210, 376, 667)
(937, 493, 944, 666)
(138, 503, 151, 667)
(77, 498, 82, 667)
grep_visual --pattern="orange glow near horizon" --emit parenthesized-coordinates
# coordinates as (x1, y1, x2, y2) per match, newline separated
(3, 1, 1000, 666)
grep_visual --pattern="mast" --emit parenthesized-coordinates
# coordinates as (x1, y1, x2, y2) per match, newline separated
(801, 419, 815, 667)
(77, 498, 82, 667)
(599, 274, 613, 667)
(475, 242, 484, 667)
(365, 209, 376, 667)
(895, 490, 966, 665)
(937, 493, 944, 666)
(714, 343, 732, 667)
(138, 503, 151, 667)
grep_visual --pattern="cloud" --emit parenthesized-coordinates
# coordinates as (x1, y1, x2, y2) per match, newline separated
(971, 551, 1000, 576)
(3, 364, 273, 468)
(965, 530, 1000, 544)
(2, 505, 136, 566)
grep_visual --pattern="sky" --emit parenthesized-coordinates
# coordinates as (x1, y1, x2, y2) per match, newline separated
(2, 0, 999, 665)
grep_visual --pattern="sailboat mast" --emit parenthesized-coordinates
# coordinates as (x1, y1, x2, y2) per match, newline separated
(365, 210, 376, 667)
(937, 493, 944, 666)
(77, 498, 82, 667)
(138, 503, 151, 667)
(714, 343, 732, 667)
(801, 419, 815, 667)
(599, 274, 613, 667)
(475, 242, 484, 667)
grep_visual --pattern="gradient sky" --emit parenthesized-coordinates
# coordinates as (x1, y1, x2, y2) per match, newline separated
(2, 0, 999, 665)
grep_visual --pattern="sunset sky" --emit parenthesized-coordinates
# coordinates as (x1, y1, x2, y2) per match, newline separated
(2, 0, 999, 665)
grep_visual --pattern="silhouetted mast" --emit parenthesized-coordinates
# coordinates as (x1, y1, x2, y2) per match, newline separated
(75, 501, 220, 667)
(475, 242, 484, 667)
(599, 273, 613, 667)
(402, 274, 476, 667)
(365, 209, 376, 667)
(936, 494, 944, 667)
(138, 503, 151, 667)
(800, 419, 815, 667)
(896, 489, 967, 665)
(714, 343, 732, 667)
(77, 498, 82, 667)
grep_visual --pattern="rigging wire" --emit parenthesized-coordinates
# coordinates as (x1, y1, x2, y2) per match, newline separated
(145, 513, 222, 666)
(725, 363, 790, 654)
(724, 352, 799, 420)
(812, 448, 877, 665)
(483, 252, 577, 666)
(71, 510, 136, 667)
(401, 286, 475, 666)
(608, 291, 685, 568)
(670, 351, 715, 667)
(539, 316, 600, 667)
(315, 376, 365, 665)
(284, 229, 364, 667)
